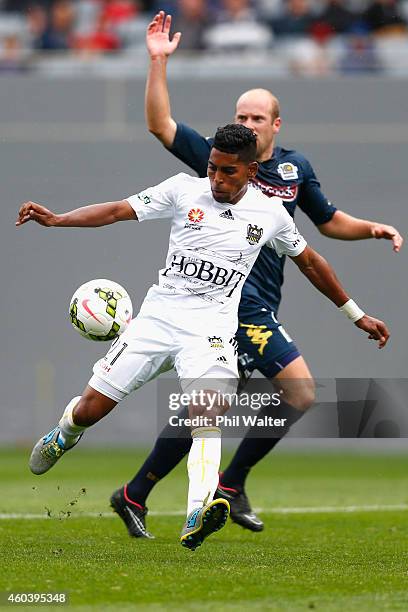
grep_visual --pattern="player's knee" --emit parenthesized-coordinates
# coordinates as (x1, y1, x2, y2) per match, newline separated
(188, 388, 230, 421)
(286, 384, 315, 412)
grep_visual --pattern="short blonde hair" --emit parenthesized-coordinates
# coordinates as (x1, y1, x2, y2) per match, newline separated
(236, 88, 280, 123)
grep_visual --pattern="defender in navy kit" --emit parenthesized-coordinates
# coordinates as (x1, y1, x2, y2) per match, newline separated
(109, 11, 403, 538)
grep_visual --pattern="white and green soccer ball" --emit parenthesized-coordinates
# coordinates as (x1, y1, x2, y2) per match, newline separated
(69, 279, 133, 341)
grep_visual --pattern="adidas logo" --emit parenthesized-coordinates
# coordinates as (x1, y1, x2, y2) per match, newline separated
(219, 209, 234, 220)
(216, 355, 227, 362)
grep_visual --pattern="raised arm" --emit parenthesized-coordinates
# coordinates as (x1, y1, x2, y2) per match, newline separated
(291, 245, 389, 348)
(145, 11, 181, 147)
(16, 200, 137, 228)
(318, 210, 403, 253)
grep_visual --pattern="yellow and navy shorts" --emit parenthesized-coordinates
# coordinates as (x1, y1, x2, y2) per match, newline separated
(236, 309, 300, 381)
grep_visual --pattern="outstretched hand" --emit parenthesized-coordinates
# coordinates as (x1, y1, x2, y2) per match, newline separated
(146, 11, 181, 58)
(16, 201, 58, 227)
(355, 315, 390, 349)
(371, 223, 403, 252)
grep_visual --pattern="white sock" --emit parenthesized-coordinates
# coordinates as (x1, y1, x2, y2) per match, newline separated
(58, 396, 86, 448)
(187, 426, 221, 516)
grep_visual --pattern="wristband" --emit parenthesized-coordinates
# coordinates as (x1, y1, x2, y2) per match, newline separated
(339, 299, 365, 323)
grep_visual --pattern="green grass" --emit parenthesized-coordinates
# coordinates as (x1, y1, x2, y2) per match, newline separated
(1, 448, 408, 611)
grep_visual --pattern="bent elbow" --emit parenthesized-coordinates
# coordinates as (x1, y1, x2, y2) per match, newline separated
(147, 120, 166, 139)
(147, 119, 176, 148)
(147, 123, 160, 136)
(317, 222, 333, 238)
(149, 126, 173, 148)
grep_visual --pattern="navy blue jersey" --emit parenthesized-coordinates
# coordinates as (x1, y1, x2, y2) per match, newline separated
(169, 123, 337, 316)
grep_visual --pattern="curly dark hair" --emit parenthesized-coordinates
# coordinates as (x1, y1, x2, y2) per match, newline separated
(213, 124, 257, 163)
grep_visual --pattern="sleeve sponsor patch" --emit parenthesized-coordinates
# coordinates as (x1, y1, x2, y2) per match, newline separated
(277, 163, 299, 181)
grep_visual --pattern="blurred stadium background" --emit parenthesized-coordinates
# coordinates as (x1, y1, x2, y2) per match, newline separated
(0, 0, 407, 448)
(0, 0, 408, 75)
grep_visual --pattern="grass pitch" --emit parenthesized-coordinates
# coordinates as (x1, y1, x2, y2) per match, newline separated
(1, 448, 408, 611)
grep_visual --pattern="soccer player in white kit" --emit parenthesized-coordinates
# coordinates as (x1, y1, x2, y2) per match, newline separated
(17, 125, 389, 550)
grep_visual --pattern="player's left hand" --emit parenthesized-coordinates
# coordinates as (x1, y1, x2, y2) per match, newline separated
(16, 201, 58, 227)
(354, 315, 390, 349)
(371, 223, 403, 252)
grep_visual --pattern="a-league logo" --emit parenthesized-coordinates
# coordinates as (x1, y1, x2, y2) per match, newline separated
(246, 224, 263, 245)
(137, 194, 151, 206)
(188, 208, 204, 223)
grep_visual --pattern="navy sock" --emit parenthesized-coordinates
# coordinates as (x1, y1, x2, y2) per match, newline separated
(126, 407, 192, 506)
(221, 401, 304, 491)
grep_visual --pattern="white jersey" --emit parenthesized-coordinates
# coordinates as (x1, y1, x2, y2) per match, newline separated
(126, 173, 306, 333)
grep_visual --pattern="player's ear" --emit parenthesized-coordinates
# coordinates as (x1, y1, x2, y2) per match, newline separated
(248, 161, 258, 179)
(273, 117, 281, 134)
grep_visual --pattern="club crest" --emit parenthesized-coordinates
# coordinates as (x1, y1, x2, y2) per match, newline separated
(246, 224, 263, 245)
(208, 336, 224, 349)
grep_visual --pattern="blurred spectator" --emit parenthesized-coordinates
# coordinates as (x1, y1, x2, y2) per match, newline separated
(257, 0, 282, 22)
(204, 0, 272, 50)
(0, 33, 31, 71)
(289, 38, 334, 74)
(313, 0, 357, 35)
(289, 21, 334, 74)
(26, 4, 48, 48)
(100, 0, 138, 26)
(362, 0, 408, 36)
(171, 0, 212, 50)
(138, 0, 155, 10)
(2, 0, 50, 12)
(339, 26, 383, 72)
(33, 0, 76, 50)
(271, 0, 314, 38)
(73, 12, 121, 52)
(214, 0, 258, 20)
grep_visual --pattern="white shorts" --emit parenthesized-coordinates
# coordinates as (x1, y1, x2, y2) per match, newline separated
(89, 310, 238, 403)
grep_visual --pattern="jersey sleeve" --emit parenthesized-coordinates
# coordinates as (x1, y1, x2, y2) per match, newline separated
(297, 158, 337, 225)
(168, 123, 212, 178)
(266, 207, 307, 258)
(125, 174, 182, 221)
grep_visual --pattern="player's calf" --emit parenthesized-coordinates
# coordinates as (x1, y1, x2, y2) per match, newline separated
(185, 386, 231, 519)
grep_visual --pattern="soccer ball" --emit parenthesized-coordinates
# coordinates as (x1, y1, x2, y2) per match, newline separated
(69, 279, 133, 341)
